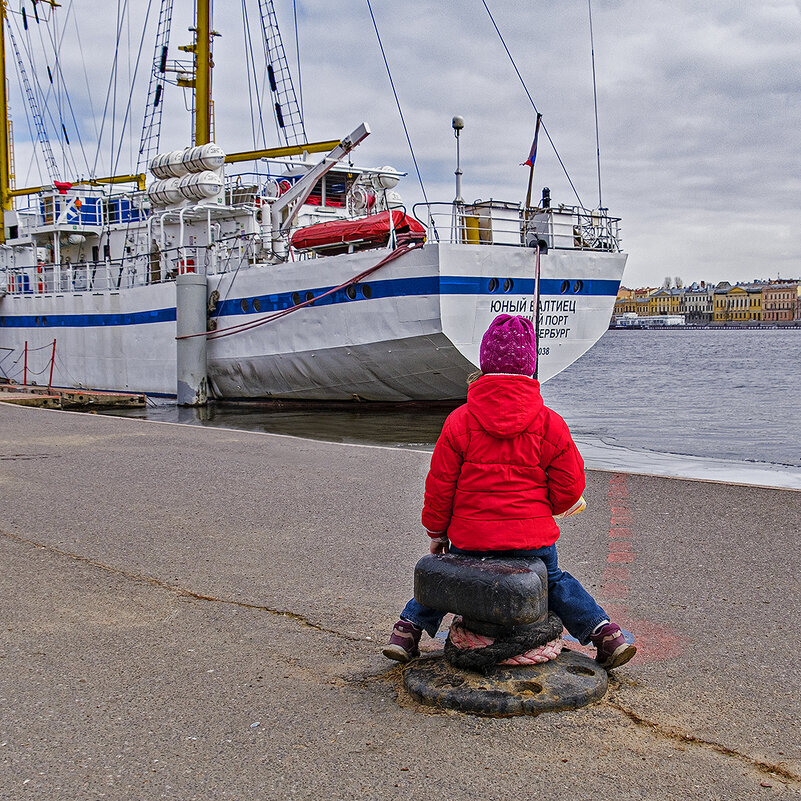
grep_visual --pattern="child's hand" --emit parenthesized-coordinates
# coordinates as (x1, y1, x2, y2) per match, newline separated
(554, 496, 587, 519)
(429, 535, 450, 554)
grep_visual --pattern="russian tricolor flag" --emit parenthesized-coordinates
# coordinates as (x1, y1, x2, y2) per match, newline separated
(524, 114, 542, 167)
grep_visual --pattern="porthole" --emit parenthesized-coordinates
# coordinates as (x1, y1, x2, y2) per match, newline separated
(573, 280, 584, 293)
(503, 278, 514, 293)
(346, 285, 357, 300)
(240, 299, 249, 313)
(305, 291, 315, 306)
(488, 277, 499, 292)
(253, 298, 261, 312)
(291, 292, 301, 306)
(361, 284, 373, 299)
(42, 317, 47, 325)
(560, 280, 570, 294)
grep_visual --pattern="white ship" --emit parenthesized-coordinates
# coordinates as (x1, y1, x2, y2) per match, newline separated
(0, 1, 626, 403)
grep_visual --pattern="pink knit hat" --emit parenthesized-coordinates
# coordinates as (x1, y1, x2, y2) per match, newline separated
(479, 314, 536, 375)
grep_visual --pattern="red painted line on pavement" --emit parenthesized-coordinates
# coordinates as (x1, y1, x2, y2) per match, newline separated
(595, 473, 687, 664)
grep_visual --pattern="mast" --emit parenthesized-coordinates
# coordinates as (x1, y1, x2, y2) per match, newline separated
(194, 0, 212, 145)
(0, 1, 11, 222)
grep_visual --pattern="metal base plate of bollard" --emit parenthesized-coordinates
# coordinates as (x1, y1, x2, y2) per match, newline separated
(403, 649, 608, 717)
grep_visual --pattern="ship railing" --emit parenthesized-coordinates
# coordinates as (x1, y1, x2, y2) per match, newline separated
(10, 189, 147, 234)
(2, 256, 155, 295)
(412, 202, 622, 252)
(1, 232, 267, 297)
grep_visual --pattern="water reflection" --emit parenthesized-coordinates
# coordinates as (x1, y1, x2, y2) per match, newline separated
(102, 400, 457, 450)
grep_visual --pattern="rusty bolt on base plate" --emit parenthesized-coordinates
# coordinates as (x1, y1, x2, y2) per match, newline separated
(403, 649, 607, 717)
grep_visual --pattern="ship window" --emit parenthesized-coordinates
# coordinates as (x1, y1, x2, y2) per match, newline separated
(346, 285, 357, 300)
(361, 284, 373, 299)
(560, 280, 570, 294)
(307, 173, 349, 208)
(291, 292, 301, 306)
(488, 278, 498, 292)
(241, 299, 249, 313)
(324, 174, 348, 207)
(253, 298, 261, 312)
(573, 280, 584, 293)
(503, 278, 514, 293)
(305, 291, 315, 305)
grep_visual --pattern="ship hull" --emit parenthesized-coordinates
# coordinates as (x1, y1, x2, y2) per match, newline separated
(0, 242, 626, 400)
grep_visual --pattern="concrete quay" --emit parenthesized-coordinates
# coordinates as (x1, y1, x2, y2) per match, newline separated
(1, 403, 799, 800)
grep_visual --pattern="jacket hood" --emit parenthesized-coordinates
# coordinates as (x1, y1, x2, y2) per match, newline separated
(466, 374, 544, 438)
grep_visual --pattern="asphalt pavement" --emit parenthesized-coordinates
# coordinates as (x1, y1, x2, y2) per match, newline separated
(1, 403, 799, 800)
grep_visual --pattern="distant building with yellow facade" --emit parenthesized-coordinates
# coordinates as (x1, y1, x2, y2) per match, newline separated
(648, 288, 683, 316)
(713, 283, 762, 323)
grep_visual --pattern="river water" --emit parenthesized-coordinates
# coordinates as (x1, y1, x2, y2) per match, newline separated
(102, 329, 801, 490)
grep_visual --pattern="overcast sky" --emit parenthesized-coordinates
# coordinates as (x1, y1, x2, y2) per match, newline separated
(7, 0, 801, 288)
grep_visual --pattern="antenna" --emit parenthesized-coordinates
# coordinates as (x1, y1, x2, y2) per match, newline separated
(452, 115, 464, 204)
(587, 0, 602, 208)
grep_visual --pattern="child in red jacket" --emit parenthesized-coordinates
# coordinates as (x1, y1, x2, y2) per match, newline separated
(383, 314, 636, 670)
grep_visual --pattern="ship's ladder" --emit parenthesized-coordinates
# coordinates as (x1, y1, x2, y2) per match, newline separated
(6, 21, 60, 182)
(137, 0, 175, 172)
(257, 0, 306, 148)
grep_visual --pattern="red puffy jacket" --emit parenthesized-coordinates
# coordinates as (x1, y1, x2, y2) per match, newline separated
(421, 374, 585, 551)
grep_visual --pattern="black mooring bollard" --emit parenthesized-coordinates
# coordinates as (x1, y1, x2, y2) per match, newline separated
(414, 553, 548, 636)
(402, 552, 608, 717)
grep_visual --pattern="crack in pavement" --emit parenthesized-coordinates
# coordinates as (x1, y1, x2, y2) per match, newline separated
(607, 691, 801, 788)
(5, 528, 798, 787)
(0, 528, 367, 644)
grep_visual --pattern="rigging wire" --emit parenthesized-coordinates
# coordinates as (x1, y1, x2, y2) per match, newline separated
(10, 53, 46, 187)
(72, 6, 100, 145)
(109, 0, 124, 177)
(91, 0, 128, 176)
(110, 0, 155, 179)
(480, 0, 586, 211)
(39, 0, 78, 177)
(128, 3, 134, 170)
(241, 0, 258, 147)
(293, 0, 303, 121)
(242, 0, 269, 154)
(364, 0, 431, 207)
(41, 0, 92, 177)
(15, 11, 70, 177)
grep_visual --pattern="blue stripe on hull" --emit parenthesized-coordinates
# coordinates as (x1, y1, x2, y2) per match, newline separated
(0, 276, 620, 329)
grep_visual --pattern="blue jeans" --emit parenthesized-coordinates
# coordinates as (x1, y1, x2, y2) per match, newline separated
(400, 544, 608, 645)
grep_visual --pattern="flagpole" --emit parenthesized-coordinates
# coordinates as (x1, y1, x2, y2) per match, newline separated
(524, 113, 542, 213)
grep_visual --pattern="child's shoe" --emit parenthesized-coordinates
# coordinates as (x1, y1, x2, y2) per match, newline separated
(591, 622, 637, 670)
(382, 620, 422, 663)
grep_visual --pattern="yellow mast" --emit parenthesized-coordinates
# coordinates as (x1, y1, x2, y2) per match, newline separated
(0, 1, 11, 225)
(194, 0, 211, 146)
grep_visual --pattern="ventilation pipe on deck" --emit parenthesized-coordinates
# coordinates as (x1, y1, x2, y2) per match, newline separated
(176, 273, 209, 405)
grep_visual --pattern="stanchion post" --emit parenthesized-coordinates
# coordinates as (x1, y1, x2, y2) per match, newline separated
(48, 339, 56, 389)
(23, 341, 28, 386)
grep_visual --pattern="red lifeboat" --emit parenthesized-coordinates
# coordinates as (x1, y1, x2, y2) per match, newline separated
(290, 210, 426, 255)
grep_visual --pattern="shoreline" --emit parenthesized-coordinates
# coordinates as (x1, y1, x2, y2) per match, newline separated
(88, 402, 801, 492)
